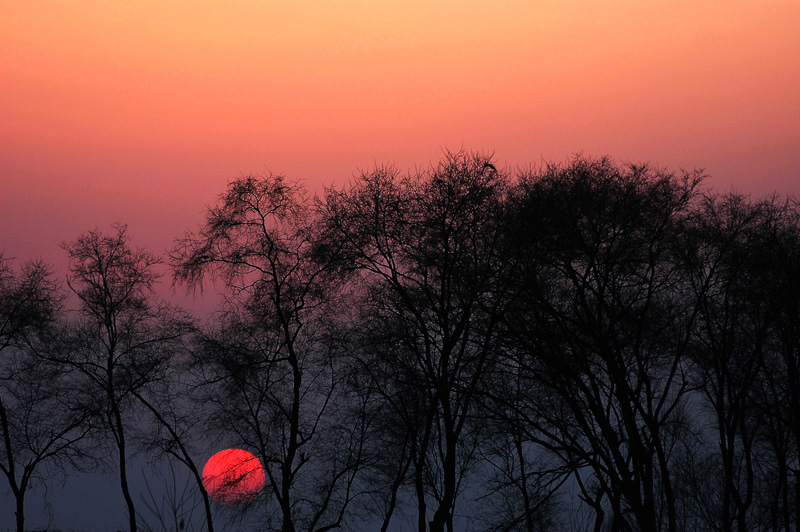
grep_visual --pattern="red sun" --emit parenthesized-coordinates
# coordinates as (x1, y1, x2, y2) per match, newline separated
(202, 448, 265, 505)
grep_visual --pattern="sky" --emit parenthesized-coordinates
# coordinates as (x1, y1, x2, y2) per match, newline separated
(1, 0, 799, 529)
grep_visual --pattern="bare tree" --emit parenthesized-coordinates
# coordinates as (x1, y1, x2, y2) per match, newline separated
(61, 225, 189, 532)
(672, 193, 800, 532)
(318, 151, 513, 532)
(472, 387, 568, 532)
(0, 255, 90, 532)
(750, 197, 800, 532)
(500, 157, 704, 532)
(131, 354, 216, 532)
(173, 175, 364, 532)
(6, 152, 796, 532)
(678, 193, 780, 532)
(139, 459, 203, 532)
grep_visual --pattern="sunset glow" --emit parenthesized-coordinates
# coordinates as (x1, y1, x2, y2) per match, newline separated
(202, 448, 265, 506)
(1, 4, 799, 529)
(2, 0, 798, 273)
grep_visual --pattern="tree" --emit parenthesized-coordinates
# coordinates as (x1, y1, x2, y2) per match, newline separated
(473, 384, 567, 532)
(0, 255, 90, 532)
(678, 193, 778, 532)
(750, 197, 800, 531)
(173, 174, 364, 532)
(318, 151, 513, 532)
(62, 225, 189, 532)
(131, 353, 216, 532)
(500, 157, 703, 532)
(674, 194, 800, 532)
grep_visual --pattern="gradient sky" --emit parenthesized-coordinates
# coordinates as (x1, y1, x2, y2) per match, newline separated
(3, 1, 799, 270)
(0, 1, 799, 527)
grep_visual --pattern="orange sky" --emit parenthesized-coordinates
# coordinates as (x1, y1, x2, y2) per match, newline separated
(2, 0, 799, 277)
(0, 4, 798, 524)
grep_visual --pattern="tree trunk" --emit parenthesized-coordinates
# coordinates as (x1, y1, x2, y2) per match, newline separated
(115, 407, 138, 532)
(428, 441, 456, 532)
(15, 491, 24, 532)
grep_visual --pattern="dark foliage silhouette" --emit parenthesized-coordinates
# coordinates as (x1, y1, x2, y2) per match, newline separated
(318, 151, 515, 532)
(172, 175, 364, 532)
(497, 158, 704, 532)
(0, 256, 91, 532)
(2, 152, 798, 532)
(58, 225, 190, 532)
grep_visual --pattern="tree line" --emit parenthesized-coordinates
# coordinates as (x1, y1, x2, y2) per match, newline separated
(1, 152, 798, 532)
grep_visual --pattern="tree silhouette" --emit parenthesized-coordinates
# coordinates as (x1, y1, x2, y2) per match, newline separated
(752, 197, 800, 531)
(500, 157, 704, 532)
(318, 151, 513, 532)
(60, 225, 188, 532)
(678, 193, 778, 531)
(0, 256, 90, 532)
(173, 175, 364, 532)
(3, 152, 799, 532)
(130, 349, 216, 532)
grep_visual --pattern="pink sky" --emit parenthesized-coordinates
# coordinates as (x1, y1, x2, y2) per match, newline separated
(0, 2, 799, 528)
(2, 0, 799, 278)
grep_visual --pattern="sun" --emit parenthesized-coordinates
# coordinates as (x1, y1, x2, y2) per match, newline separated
(202, 448, 265, 505)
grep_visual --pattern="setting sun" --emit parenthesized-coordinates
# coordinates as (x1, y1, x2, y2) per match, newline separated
(1, 1, 798, 531)
(202, 448, 265, 506)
